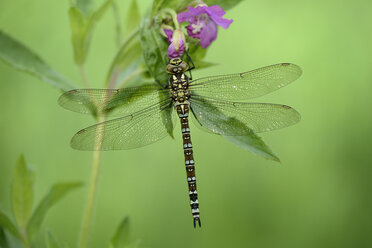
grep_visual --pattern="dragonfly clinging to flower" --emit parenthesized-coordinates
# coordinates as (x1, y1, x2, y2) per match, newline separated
(58, 58, 302, 228)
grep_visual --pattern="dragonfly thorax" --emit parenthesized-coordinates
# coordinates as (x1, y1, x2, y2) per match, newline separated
(169, 72, 190, 103)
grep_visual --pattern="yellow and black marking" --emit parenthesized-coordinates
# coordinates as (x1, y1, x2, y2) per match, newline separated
(167, 58, 201, 228)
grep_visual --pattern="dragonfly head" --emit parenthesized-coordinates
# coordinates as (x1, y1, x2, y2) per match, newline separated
(167, 57, 189, 74)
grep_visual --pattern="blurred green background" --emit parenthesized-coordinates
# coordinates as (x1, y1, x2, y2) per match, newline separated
(1, 0, 372, 247)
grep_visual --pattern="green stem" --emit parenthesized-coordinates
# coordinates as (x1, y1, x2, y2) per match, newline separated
(77, 63, 103, 248)
(159, 8, 180, 29)
(78, 143, 103, 248)
(78, 65, 91, 88)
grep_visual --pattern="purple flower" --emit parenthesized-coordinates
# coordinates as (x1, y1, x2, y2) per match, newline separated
(177, 5, 233, 49)
(163, 28, 186, 58)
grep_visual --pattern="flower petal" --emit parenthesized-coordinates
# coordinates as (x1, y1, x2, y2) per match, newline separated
(163, 29, 173, 43)
(199, 21, 217, 49)
(168, 42, 178, 58)
(177, 6, 207, 22)
(210, 16, 233, 29)
(206, 5, 233, 29)
(205, 5, 226, 17)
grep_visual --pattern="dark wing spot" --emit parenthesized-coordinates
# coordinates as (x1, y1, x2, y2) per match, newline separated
(281, 105, 291, 109)
(69, 89, 78, 93)
(281, 63, 291, 66)
(77, 129, 87, 135)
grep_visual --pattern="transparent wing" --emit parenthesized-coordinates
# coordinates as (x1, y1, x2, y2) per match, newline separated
(58, 84, 169, 117)
(190, 96, 300, 135)
(190, 63, 302, 100)
(70, 100, 176, 150)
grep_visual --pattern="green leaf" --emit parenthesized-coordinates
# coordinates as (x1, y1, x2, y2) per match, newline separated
(192, 60, 216, 70)
(109, 216, 130, 248)
(112, 1, 123, 47)
(105, 29, 142, 88)
(175, 0, 196, 11)
(76, 0, 94, 15)
(224, 135, 280, 162)
(26, 182, 83, 241)
(192, 100, 280, 162)
(11, 155, 34, 230)
(0, 227, 9, 248)
(0, 210, 22, 241)
(45, 231, 61, 248)
(203, 0, 243, 10)
(125, 0, 140, 35)
(186, 40, 216, 70)
(69, 0, 113, 65)
(139, 18, 174, 138)
(0, 30, 76, 91)
(151, 0, 178, 17)
(139, 18, 168, 84)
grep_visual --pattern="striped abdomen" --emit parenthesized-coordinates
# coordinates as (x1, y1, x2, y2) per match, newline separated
(175, 102, 201, 228)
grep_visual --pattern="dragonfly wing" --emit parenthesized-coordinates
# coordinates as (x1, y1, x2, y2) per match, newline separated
(190, 63, 302, 100)
(70, 100, 175, 150)
(190, 96, 301, 135)
(58, 84, 169, 117)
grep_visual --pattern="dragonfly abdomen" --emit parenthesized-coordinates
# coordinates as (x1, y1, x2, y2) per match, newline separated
(175, 102, 201, 228)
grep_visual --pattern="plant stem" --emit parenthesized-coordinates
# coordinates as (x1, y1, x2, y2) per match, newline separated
(77, 64, 103, 248)
(78, 143, 103, 248)
(78, 65, 91, 88)
(160, 8, 180, 29)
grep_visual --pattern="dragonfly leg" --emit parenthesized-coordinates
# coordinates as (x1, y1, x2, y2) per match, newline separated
(185, 50, 195, 71)
(185, 50, 195, 80)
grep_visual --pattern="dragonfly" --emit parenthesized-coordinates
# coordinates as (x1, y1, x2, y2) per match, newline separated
(58, 58, 302, 228)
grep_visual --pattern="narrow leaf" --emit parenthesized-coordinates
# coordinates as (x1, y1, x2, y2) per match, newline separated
(0, 227, 9, 248)
(151, 0, 195, 16)
(185, 41, 216, 70)
(110, 216, 130, 248)
(69, 0, 113, 65)
(203, 0, 243, 10)
(0, 30, 76, 91)
(192, 60, 216, 70)
(175, 0, 197, 12)
(151, 0, 165, 16)
(0, 210, 22, 241)
(224, 135, 280, 162)
(125, 0, 140, 35)
(192, 100, 280, 161)
(112, 0, 123, 46)
(26, 182, 83, 241)
(45, 231, 61, 248)
(76, 0, 94, 15)
(105, 28, 142, 88)
(11, 155, 34, 229)
(69, 7, 86, 65)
